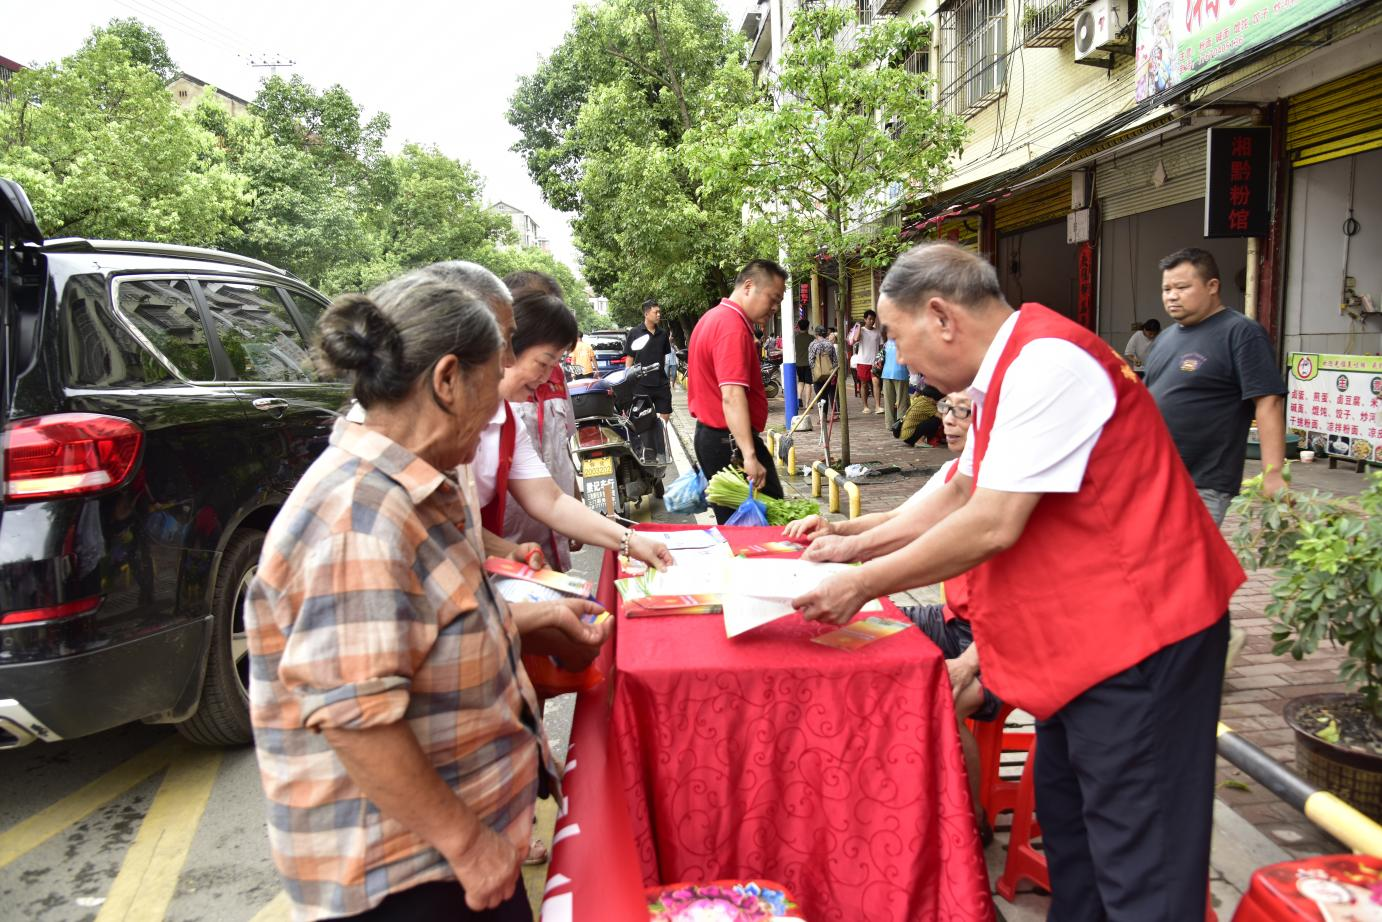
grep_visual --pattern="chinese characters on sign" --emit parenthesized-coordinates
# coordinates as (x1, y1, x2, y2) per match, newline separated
(1205, 127, 1270, 237)
(1287, 353, 1382, 465)
(1135, 0, 1354, 102)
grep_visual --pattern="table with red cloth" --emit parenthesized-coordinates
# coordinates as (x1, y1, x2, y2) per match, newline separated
(606, 524, 993, 922)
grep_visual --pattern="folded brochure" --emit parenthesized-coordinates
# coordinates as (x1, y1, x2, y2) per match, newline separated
(811, 616, 909, 650)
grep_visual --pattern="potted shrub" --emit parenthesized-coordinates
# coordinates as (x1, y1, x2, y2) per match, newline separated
(1230, 468, 1382, 820)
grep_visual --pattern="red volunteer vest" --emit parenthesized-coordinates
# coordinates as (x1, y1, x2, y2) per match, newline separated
(480, 404, 517, 534)
(940, 460, 970, 623)
(966, 304, 1244, 719)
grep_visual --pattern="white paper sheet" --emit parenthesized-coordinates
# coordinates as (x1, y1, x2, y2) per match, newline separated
(724, 558, 856, 600)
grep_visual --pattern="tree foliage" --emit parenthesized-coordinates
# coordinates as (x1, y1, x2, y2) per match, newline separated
(0, 34, 243, 244)
(82, 18, 178, 83)
(508, 0, 770, 327)
(688, 5, 967, 462)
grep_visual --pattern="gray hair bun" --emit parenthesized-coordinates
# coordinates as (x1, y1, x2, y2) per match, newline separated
(316, 293, 409, 405)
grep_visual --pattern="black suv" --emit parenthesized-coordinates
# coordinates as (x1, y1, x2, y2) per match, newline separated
(1, 180, 346, 747)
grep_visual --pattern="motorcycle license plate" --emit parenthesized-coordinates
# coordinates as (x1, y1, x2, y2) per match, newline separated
(582, 457, 614, 478)
(583, 475, 617, 514)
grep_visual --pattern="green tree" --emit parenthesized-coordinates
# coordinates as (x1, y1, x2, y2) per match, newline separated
(383, 144, 514, 270)
(473, 242, 599, 331)
(508, 0, 769, 328)
(0, 34, 243, 244)
(691, 5, 967, 463)
(82, 18, 178, 83)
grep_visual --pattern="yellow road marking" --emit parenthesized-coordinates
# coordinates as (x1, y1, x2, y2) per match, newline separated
(248, 891, 292, 922)
(96, 747, 223, 922)
(0, 737, 181, 870)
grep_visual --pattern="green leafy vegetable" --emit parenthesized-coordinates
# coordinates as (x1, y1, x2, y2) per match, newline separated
(705, 467, 821, 525)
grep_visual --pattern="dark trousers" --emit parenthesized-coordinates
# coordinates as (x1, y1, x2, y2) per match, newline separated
(1035, 615, 1228, 922)
(693, 422, 784, 525)
(341, 878, 530, 921)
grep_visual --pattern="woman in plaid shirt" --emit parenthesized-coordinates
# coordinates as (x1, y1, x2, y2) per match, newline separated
(246, 270, 593, 920)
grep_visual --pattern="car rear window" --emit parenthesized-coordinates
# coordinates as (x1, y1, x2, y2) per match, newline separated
(591, 337, 624, 352)
(63, 275, 175, 387)
(114, 278, 216, 381)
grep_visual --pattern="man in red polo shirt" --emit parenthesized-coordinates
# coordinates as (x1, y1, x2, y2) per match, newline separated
(794, 243, 1243, 921)
(687, 260, 788, 525)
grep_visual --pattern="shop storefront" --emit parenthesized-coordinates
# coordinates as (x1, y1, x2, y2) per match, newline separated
(1094, 129, 1248, 350)
(993, 180, 1077, 320)
(1281, 63, 1382, 358)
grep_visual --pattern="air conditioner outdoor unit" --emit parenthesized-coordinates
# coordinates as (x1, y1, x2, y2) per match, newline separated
(1073, 0, 1127, 61)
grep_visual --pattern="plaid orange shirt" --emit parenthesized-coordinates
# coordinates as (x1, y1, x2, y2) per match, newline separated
(246, 418, 557, 920)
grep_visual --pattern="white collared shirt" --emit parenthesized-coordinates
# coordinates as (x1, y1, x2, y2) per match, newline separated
(957, 311, 1116, 493)
(473, 401, 551, 509)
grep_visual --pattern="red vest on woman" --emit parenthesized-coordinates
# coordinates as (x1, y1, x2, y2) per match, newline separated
(940, 460, 970, 622)
(966, 303, 1243, 719)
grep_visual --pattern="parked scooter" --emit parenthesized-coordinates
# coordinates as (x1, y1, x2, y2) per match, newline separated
(760, 360, 782, 399)
(568, 364, 669, 516)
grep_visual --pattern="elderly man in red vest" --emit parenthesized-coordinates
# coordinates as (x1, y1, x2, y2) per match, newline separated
(794, 243, 1244, 922)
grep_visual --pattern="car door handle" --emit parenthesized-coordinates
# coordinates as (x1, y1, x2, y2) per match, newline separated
(252, 397, 288, 415)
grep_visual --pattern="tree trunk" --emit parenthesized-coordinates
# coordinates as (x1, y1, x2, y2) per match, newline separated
(836, 268, 851, 467)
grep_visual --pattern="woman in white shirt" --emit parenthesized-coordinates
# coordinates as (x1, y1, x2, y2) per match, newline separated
(472, 292, 672, 573)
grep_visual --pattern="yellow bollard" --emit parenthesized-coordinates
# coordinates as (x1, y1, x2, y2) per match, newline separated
(844, 481, 861, 519)
(826, 467, 841, 513)
(787, 443, 797, 478)
(811, 462, 823, 498)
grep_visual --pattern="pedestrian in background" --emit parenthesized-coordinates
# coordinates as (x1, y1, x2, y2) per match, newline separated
(852, 309, 882, 414)
(1145, 248, 1287, 524)
(793, 316, 814, 409)
(687, 260, 788, 524)
(808, 324, 838, 417)
(1122, 317, 1161, 373)
(880, 330, 910, 430)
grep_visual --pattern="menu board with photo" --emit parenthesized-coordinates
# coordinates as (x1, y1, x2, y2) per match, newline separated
(1286, 352, 1382, 465)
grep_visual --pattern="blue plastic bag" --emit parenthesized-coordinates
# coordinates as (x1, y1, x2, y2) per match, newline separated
(725, 487, 769, 527)
(664, 465, 708, 514)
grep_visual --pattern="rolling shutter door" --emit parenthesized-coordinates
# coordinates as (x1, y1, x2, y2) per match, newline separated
(1287, 63, 1382, 168)
(1096, 130, 1207, 222)
(994, 180, 1069, 235)
(848, 265, 873, 318)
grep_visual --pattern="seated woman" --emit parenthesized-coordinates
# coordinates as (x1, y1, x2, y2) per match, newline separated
(786, 391, 1000, 841)
(246, 270, 603, 920)
(897, 383, 944, 446)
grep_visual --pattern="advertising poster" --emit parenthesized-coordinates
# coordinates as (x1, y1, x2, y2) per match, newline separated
(1135, 0, 1355, 102)
(1286, 352, 1382, 464)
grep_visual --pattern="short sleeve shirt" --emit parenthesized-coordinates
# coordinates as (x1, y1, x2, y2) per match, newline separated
(245, 418, 555, 920)
(473, 402, 552, 508)
(1123, 329, 1155, 366)
(625, 323, 672, 386)
(959, 311, 1117, 493)
(687, 299, 767, 431)
(1144, 308, 1286, 494)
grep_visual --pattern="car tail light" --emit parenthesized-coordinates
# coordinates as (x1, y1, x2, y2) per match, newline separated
(4, 414, 143, 501)
(1, 596, 101, 625)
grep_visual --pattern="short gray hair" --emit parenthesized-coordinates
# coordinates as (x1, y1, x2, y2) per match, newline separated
(420, 260, 512, 306)
(879, 243, 1005, 311)
(315, 269, 501, 409)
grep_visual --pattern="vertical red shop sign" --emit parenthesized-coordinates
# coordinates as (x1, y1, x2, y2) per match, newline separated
(1076, 241, 1095, 330)
(1205, 127, 1271, 238)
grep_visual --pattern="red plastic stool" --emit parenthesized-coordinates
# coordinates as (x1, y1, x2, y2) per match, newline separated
(1233, 854, 1382, 920)
(996, 742, 1049, 901)
(995, 742, 1219, 921)
(971, 703, 1035, 821)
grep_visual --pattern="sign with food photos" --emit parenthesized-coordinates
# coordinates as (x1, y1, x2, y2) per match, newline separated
(1286, 353, 1382, 465)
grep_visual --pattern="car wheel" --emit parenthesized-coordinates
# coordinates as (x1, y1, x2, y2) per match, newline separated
(176, 529, 262, 746)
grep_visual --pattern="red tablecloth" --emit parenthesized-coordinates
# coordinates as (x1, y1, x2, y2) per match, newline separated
(610, 525, 993, 922)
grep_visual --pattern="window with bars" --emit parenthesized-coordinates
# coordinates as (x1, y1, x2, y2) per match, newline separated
(938, 0, 1008, 114)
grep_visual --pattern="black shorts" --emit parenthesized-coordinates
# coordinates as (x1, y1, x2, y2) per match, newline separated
(903, 604, 1002, 722)
(637, 382, 673, 414)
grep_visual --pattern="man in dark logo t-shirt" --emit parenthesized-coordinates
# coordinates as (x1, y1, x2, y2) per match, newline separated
(1145, 248, 1287, 525)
